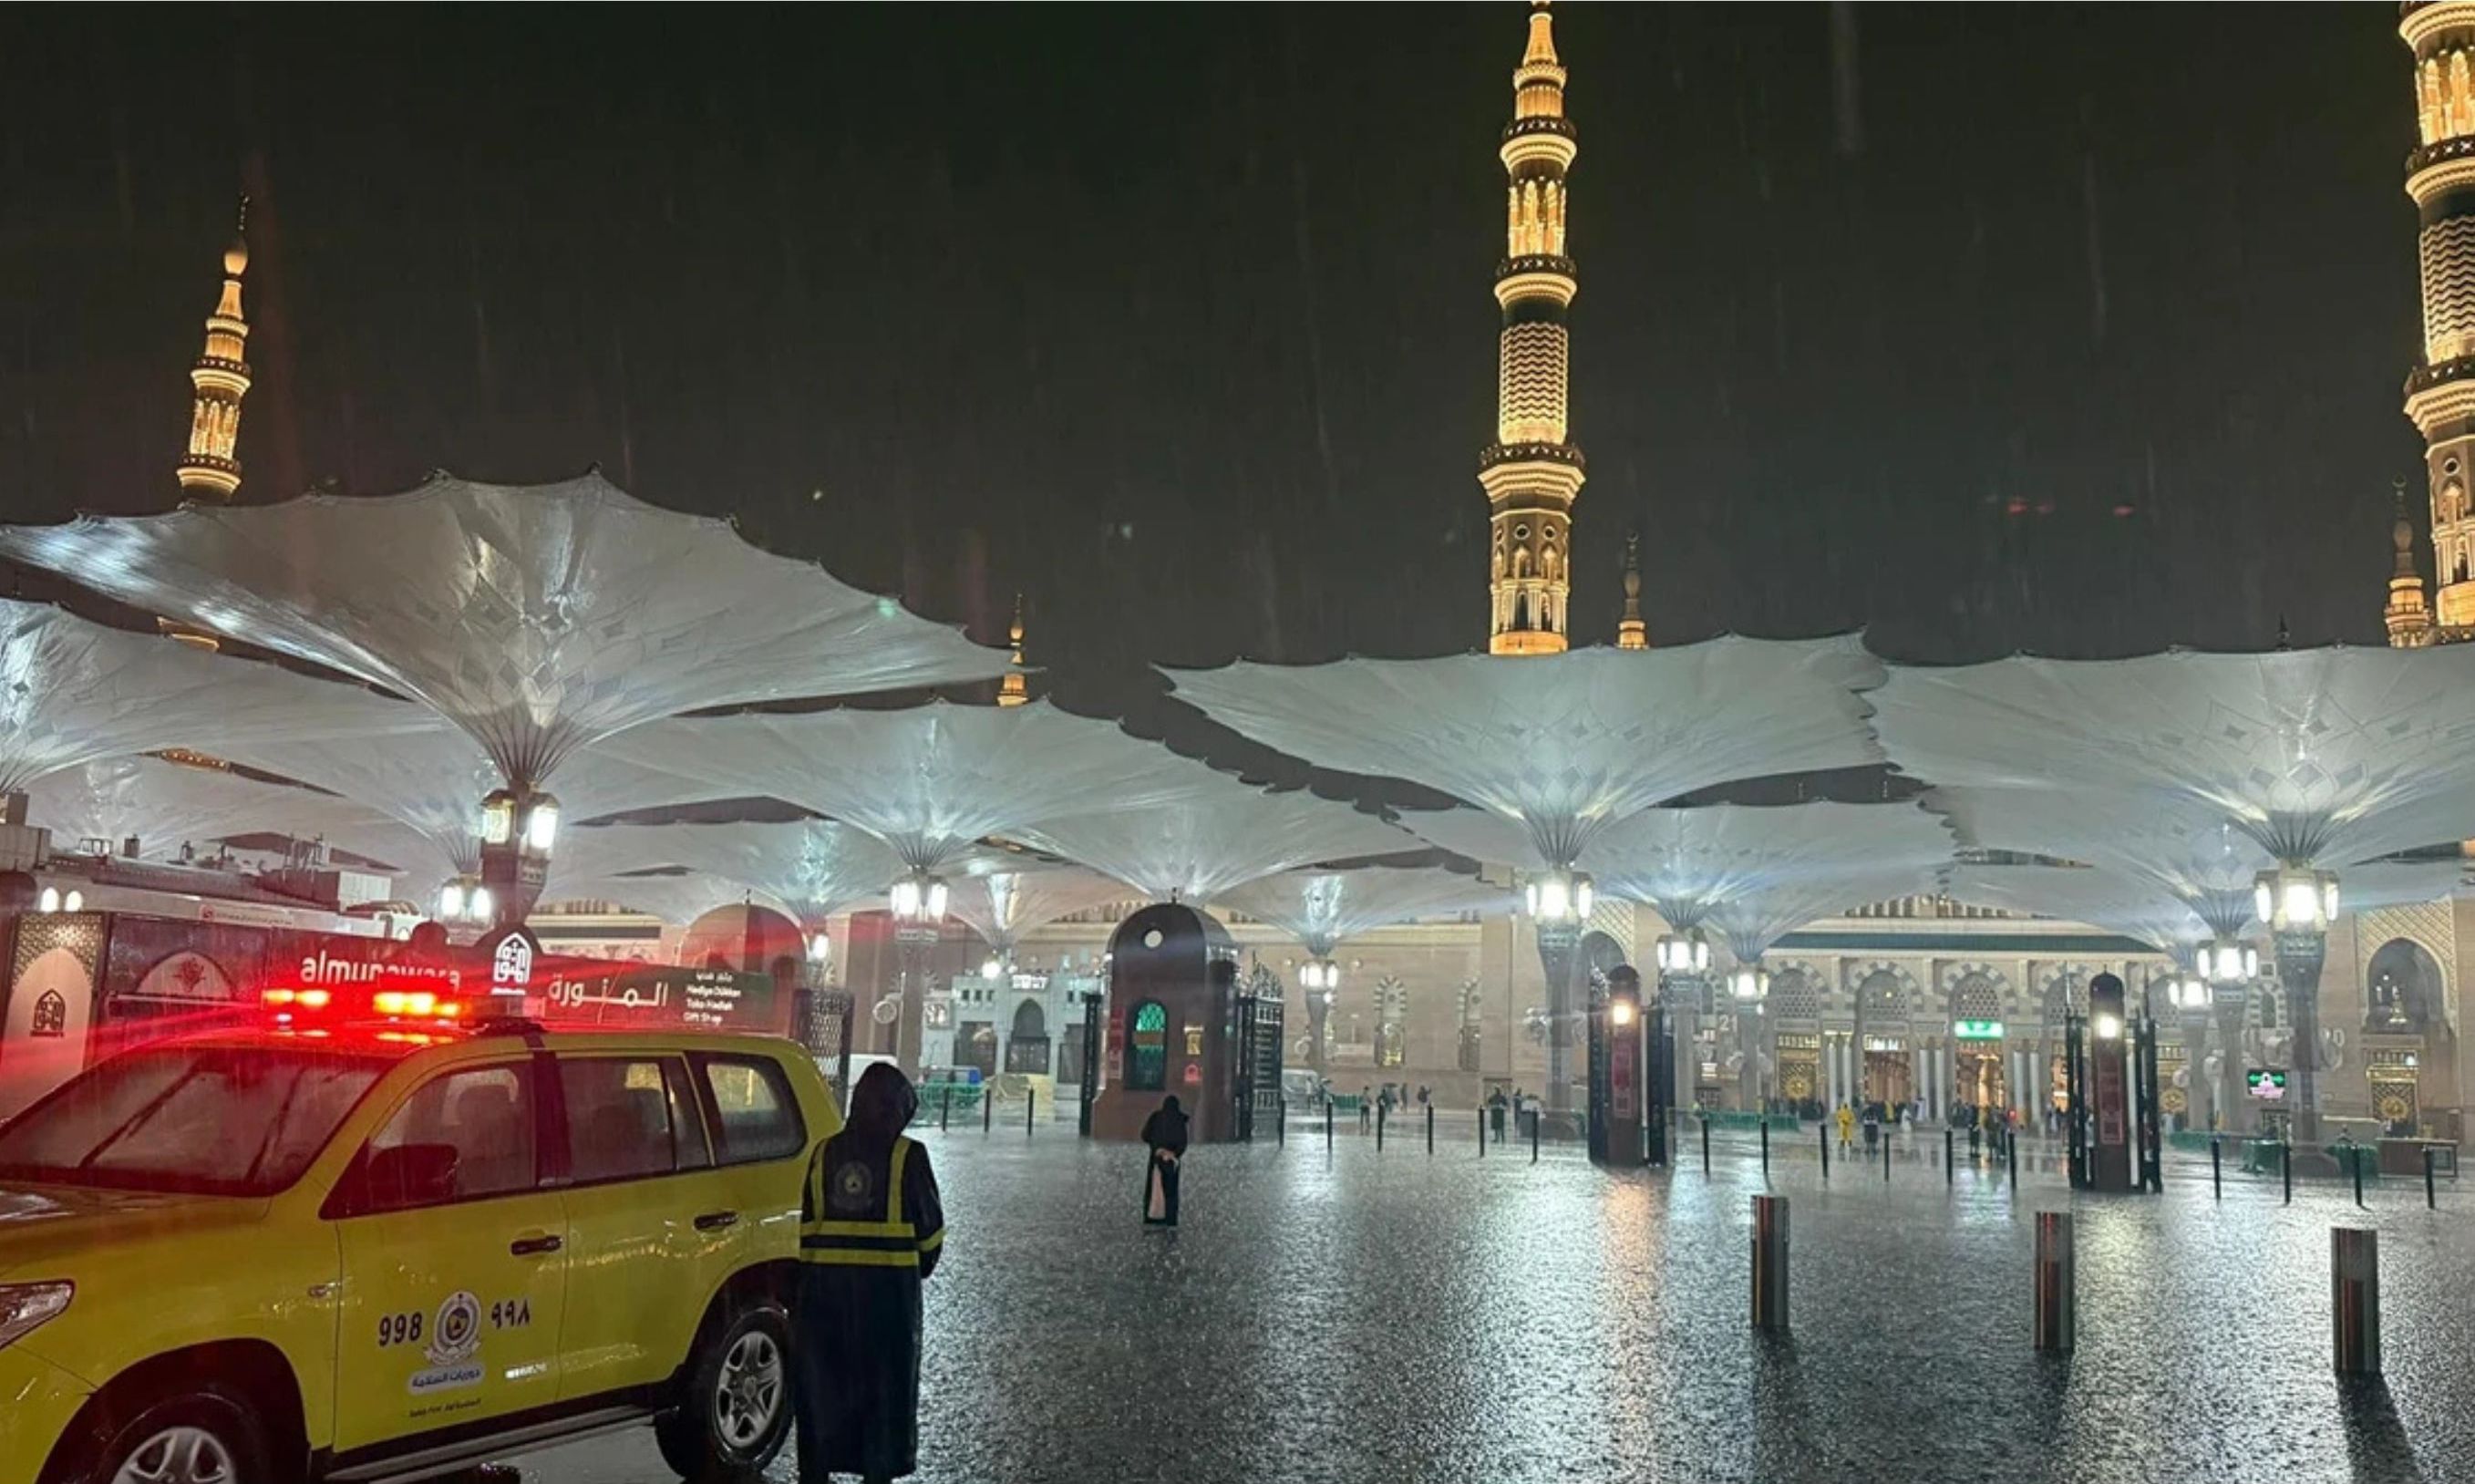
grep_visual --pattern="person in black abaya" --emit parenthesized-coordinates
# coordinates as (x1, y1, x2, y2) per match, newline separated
(1140, 1094, 1190, 1226)
(795, 1063, 944, 1484)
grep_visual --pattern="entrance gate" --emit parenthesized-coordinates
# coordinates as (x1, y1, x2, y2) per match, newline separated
(1234, 984, 1285, 1141)
(794, 988, 856, 1099)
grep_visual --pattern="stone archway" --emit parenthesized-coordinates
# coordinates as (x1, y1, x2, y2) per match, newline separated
(1948, 972, 2006, 1115)
(1852, 968, 1912, 1109)
(2366, 938, 2446, 1133)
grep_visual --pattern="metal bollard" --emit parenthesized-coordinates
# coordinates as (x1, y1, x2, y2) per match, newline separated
(1277, 1096, 1285, 1148)
(2284, 1139, 2294, 1206)
(2033, 1211, 2075, 1352)
(1760, 1118, 1770, 1179)
(2211, 1136, 2222, 1200)
(2426, 1145, 2437, 1211)
(1377, 1103, 1386, 1152)
(1700, 1114, 1711, 1175)
(1883, 1132, 1892, 1183)
(983, 1087, 993, 1134)
(1027, 1088, 1036, 1137)
(1820, 1123, 1830, 1180)
(2006, 1124, 2017, 1188)
(1326, 1102, 1335, 1151)
(2350, 1143, 2366, 1211)
(1427, 1103, 1435, 1155)
(1946, 1128, 1955, 1187)
(1750, 1194, 1790, 1331)
(2332, 1228, 2382, 1375)
(941, 1086, 952, 1131)
(1478, 1106, 1486, 1158)
(1531, 1108, 1541, 1164)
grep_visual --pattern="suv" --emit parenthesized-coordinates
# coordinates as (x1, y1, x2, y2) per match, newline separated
(0, 1015, 842, 1483)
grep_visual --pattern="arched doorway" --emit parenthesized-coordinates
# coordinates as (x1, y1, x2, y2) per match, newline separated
(2366, 938, 2445, 1135)
(1854, 970, 1911, 1109)
(1005, 996, 1051, 1075)
(1949, 974, 2006, 1114)
(1771, 969, 1820, 1114)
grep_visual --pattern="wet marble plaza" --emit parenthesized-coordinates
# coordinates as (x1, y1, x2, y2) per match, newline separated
(524, 1118, 2470, 1483)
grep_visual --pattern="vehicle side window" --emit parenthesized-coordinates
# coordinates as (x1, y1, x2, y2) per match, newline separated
(665, 1059, 714, 1171)
(692, 1054, 805, 1166)
(558, 1056, 682, 1184)
(359, 1063, 538, 1211)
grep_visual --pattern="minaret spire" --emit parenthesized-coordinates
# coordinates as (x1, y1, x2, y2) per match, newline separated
(1482, 0, 1583, 656)
(2401, 5, 2475, 637)
(176, 196, 253, 501)
(2387, 479, 2436, 647)
(1615, 532, 1647, 649)
(997, 593, 1029, 706)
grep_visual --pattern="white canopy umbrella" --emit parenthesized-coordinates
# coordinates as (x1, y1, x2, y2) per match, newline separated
(1006, 777, 1418, 905)
(947, 867, 1136, 965)
(604, 699, 1210, 881)
(23, 755, 395, 861)
(1874, 645, 2475, 1133)
(222, 731, 726, 877)
(1169, 637, 1885, 871)
(1169, 637, 1886, 1115)
(0, 471, 1012, 788)
(0, 598, 429, 794)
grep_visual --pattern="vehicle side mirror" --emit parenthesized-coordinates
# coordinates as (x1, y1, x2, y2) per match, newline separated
(358, 1142, 460, 1210)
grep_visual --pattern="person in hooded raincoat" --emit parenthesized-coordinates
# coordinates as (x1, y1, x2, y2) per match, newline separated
(1140, 1095, 1189, 1226)
(796, 1063, 944, 1483)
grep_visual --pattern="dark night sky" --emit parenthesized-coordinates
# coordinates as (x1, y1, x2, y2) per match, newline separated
(0, 3, 2429, 732)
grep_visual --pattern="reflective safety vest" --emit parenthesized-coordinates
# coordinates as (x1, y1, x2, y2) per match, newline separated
(799, 1134, 944, 1269)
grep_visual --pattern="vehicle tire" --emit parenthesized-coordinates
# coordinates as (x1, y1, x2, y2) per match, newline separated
(66, 1385, 270, 1484)
(655, 1296, 793, 1482)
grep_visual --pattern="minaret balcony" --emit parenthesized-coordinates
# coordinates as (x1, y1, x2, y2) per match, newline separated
(2407, 354, 2475, 397)
(1480, 440, 1584, 474)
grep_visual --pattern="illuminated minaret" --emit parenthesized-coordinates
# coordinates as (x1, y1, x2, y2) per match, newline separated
(1481, 0, 1583, 656)
(2387, 480, 2437, 647)
(2401, 5, 2475, 634)
(176, 199, 252, 501)
(997, 593, 1029, 706)
(1615, 533, 1647, 649)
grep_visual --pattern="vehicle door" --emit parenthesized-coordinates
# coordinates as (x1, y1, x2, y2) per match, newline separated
(552, 1051, 748, 1400)
(687, 1050, 815, 1264)
(327, 1056, 568, 1451)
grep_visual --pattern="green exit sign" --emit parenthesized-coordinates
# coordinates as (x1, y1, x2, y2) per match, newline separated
(1954, 1019, 2005, 1040)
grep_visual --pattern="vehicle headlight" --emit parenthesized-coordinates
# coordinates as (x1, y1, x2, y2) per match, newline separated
(0, 1282, 71, 1350)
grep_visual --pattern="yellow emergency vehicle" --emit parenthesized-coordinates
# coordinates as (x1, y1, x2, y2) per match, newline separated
(0, 995, 841, 1484)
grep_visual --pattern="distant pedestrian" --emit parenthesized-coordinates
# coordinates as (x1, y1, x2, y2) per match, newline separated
(1141, 1095, 1190, 1226)
(1359, 1087, 1374, 1132)
(796, 1063, 944, 1484)
(1835, 1101, 1855, 1151)
(1861, 1103, 1882, 1156)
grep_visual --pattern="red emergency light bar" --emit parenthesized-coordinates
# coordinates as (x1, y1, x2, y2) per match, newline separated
(262, 983, 468, 1024)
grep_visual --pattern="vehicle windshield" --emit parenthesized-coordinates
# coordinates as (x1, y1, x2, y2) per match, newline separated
(0, 1044, 392, 1196)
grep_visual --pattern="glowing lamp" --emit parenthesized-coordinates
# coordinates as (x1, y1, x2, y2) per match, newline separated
(2093, 1012, 2123, 1041)
(521, 794, 561, 854)
(1523, 869, 1593, 924)
(480, 788, 518, 846)
(2256, 866, 2337, 933)
(1609, 998, 1637, 1028)
(1729, 964, 1769, 1001)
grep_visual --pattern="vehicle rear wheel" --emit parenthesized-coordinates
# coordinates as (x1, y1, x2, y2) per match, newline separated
(655, 1296, 792, 1482)
(75, 1387, 268, 1484)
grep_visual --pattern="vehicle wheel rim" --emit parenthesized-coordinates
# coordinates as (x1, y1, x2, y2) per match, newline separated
(714, 1329, 784, 1449)
(114, 1426, 236, 1484)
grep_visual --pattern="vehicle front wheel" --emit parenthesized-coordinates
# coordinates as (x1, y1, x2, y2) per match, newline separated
(655, 1297, 793, 1482)
(69, 1386, 268, 1484)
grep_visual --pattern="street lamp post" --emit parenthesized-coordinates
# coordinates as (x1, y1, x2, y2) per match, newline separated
(890, 871, 949, 1069)
(1524, 868, 1593, 1118)
(2256, 865, 2338, 1142)
(1298, 954, 1340, 1076)
(476, 785, 559, 929)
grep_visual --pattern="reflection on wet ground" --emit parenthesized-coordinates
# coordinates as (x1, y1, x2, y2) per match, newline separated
(523, 1121, 2468, 1483)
